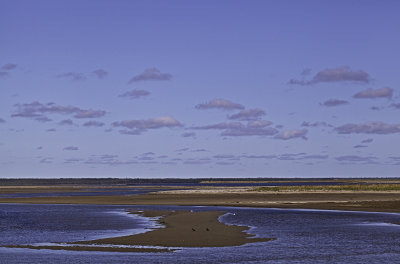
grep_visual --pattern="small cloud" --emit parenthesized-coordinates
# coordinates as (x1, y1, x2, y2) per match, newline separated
(0, 72, 10, 78)
(193, 121, 277, 137)
(63, 146, 79, 151)
(176, 147, 189, 152)
(193, 122, 243, 130)
(228, 108, 266, 120)
(0, 118, 5, 123)
(353, 87, 393, 99)
(289, 66, 371, 85)
(83, 121, 105, 127)
(46, 128, 56, 132)
(128, 68, 172, 83)
(34, 116, 52, 123)
(361, 138, 373, 143)
(12, 101, 106, 120)
(1, 63, 17, 70)
(64, 158, 84, 164)
(213, 154, 236, 159)
(320, 99, 349, 107)
(277, 153, 307, 161)
(193, 120, 278, 137)
(182, 132, 196, 138)
(354, 144, 368, 148)
(112, 116, 182, 135)
(74, 109, 106, 119)
(335, 121, 400, 134)
(247, 120, 272, 128)
(183, 160, 211, 165)
(300, 154, 329, 160)
(57, 72, 87, 81)
(191, 148, 207, 152)
(390, 103, 400, 109)
(274, 129, 308, 140)
(92, 69, 108, 79)
(241, 155, 276, 159)
(58, 119, 75, 126)
(221, 127, 277, 137)
(119, 89, 150, 99)
(39, 157, 53, 164)
(216, 161, 235, 166)
(335, 155, 377, 164)
(301, 121, 332, 128)
(141, 152, 155, 156)
(195, 98, 244, 110)
(370, 106, 383, 111)
(37, 146, 43, 150)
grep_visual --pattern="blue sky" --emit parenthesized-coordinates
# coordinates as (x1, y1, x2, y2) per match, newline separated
(1, 0, 400, 178)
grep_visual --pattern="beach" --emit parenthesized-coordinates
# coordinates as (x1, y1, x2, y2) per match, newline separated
(1, 186, 400, 213)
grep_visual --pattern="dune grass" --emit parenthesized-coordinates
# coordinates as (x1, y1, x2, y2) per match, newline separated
(254, 184, 400, 192)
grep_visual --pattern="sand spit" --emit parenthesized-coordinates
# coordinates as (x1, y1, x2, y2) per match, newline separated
(77, 210, 272, 247)
(3, 210, 272, 252)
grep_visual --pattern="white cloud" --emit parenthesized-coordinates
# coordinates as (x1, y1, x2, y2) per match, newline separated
(289, 66, 371, 85)
(353, 87, 393, 99)
(112, 116, 182, 135)
(320, 99, 349, 107)
(228, 108, 266, 120)
(128, 68, 172, 83)
(195, 99, 244, 110)
(83, 121, 105, 127)
(335, 121, 400, 134)
(57, 72, 86, 81)
(92, 69, 108, 79)
(119, 89, 150, 99)
(274, 129, 308, 140)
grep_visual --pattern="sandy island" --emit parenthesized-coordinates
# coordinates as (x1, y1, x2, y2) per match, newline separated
(4, 210, 272, 252)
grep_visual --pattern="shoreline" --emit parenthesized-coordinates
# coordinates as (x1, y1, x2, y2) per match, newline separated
(1, 190, 399, 213)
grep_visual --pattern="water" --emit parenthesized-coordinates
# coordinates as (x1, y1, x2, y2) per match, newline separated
(0, 188, 163, 198)
(0, 204, 399, 263)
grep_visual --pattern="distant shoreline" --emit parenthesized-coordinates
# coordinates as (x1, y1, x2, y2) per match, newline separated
(1, 178, 400, 214)
(1, 189, 400, 214)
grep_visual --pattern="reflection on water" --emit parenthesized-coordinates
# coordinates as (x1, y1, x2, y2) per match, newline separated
(0, 204, 399, 263)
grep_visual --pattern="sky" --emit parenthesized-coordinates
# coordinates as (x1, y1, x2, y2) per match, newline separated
(1, 0, 400, 178)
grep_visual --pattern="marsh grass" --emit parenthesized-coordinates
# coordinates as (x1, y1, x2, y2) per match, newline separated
(254, 184, 400, 192)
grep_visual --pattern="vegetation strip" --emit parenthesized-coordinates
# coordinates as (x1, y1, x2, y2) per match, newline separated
(254, 184, 400, 192)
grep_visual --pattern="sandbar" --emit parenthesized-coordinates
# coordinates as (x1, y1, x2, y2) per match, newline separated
(3, 210, 273, 252)
(77, 210, 271, 247)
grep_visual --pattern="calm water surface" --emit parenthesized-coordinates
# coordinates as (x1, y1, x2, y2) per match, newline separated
(0, 204, 399, 263)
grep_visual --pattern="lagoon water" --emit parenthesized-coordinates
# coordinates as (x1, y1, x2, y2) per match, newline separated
(0, 204, 399, 263)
